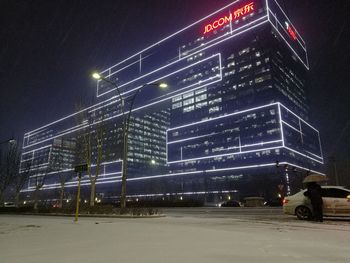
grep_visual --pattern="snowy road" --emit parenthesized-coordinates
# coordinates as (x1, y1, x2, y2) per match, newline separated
(0, 214, 349, 263)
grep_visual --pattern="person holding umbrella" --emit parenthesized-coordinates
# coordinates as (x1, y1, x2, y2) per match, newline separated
(303, 174, 327, 222)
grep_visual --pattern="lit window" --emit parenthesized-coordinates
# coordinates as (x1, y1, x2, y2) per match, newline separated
(209, 106, 220, 113)
(195, 88, 207, 95)
(183, 98, 194, 106)
(195, 94, 207, 102)
(172, 102, 182, 109)
(183, 106, 195, 113)
(209, 98, 222, 105)
(196, 102, 208, 109)
(172, 96, 182, 103)
(183, 91, 194, 99)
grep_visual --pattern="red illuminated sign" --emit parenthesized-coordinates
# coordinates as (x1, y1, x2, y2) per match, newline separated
(204, 2, 255, 34)
(285, 22, 297, 41)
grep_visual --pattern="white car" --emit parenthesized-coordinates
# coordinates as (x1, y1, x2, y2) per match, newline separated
(283, 186, 350, 220)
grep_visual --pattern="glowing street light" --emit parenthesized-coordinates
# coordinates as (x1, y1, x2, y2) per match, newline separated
(0, 138, 16, 146)
(159, 83, 168, 89)
(92, 72, 101, 80)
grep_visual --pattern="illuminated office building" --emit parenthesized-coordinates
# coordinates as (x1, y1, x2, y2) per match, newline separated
(21, 0, 323, 202)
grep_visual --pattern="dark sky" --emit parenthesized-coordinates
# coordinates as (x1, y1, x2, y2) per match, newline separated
(1, 0, 349, 163)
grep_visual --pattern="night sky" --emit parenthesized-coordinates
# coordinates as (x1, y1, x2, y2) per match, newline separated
(1, 0, 349, 176)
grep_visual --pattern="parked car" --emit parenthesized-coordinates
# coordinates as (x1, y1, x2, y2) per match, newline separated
(4, 202, 16, 207)
(264, 198, 283, 207)
(219, 200, 241, 207)
(283, 186, 350, 220)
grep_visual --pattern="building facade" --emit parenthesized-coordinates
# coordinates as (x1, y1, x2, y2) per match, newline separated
(21, 0, 323, 203)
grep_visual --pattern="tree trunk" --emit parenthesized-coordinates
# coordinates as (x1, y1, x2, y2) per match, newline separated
(90, 181, 96, 207)
(0, 193, 4, 207)
(59, 186, 64, 208)
(33, 189, 39, 212)
(15, 192, 20, 207)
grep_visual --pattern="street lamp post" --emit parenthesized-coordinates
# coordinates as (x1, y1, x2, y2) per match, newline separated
(92, 72, 167, 210)
(0, 138, 16, 146)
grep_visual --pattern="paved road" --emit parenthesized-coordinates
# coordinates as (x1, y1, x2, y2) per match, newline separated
(162, 207, 350, 225)
(163, 207, 284, 218)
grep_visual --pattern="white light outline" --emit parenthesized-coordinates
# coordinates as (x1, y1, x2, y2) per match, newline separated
(20, 1, 322, 184)
(98, 0, 242, 76)
(284, 146, 323, 164)
(278, 103, 285, 147)
(178, 15, 268, 60)
(267, 11, 309, 69)
(24, 95, 121, 136)
(167, 146, 284, 164)
(23, 53, 222, 149)
(271, 0, 306, 45)
(24, 0, 306, 140)
(168, 102, 279, 131)
(166, 102, 323, 164)
(98, 51, 222, 98)
(21, 161, 325, 193)
(24, 159, 122, 178)
(97, 59, 141, 97)
(279, 103, 318, 132)
(24, 18, 270, 147)
(282, 120, 304, 134)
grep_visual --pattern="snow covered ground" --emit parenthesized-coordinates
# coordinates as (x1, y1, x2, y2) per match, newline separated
(0, 214, 349, 263)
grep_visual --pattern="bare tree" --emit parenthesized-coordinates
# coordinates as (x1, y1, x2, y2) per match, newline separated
(13, 162, 32, 207)
(0, 142, 20, 205)
(75, 103, 106, 207)
(32, 170, 48, 211)
(51, 138, 74, 208)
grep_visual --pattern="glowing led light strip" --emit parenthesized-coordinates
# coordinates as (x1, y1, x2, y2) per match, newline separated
(23, 18, 312, 163)
(284, 146, 323, 164)
(167, 146, 283, 164)
(24, 160, 122, 177)
(266, 0, 270, 21)
(282, 120, 304, 134)
(25, 0, 300, 140)
(272, 0, 305, 45)
(182, 15, 268, 57)
(98, 18, 268, 101)
(22, 177, 122, 192)
(99, 0, 241, 75)
(275, 14, 306, 52)
(98, 52, 221, 98)
(167, 132, 222, 145)
(125, 190, 238, 198)
(24, 92, 121, 136)
(24, 18, 269, 148)
(305, 151, 323, 159)
(97, 59, 141, 97)
(267, 12, 309, 69)
(279, 103, 318, 133)
(22, 144, 51, 155)
(166, 102, 322, 164)
(104, 53, 222, 99)
(23, 54, 222, 149)
(23, 74, 223, 150)
(168, 102, 279, 131)
(21, 161, 324, 193)
(278, 104, 285, 147)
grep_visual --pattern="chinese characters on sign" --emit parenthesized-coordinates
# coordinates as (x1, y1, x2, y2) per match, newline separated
(285, 22, 297, 41)
(204, 2, 254, 34)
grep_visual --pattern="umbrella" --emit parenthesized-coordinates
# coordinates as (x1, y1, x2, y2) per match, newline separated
(302, 174, 328, 184)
